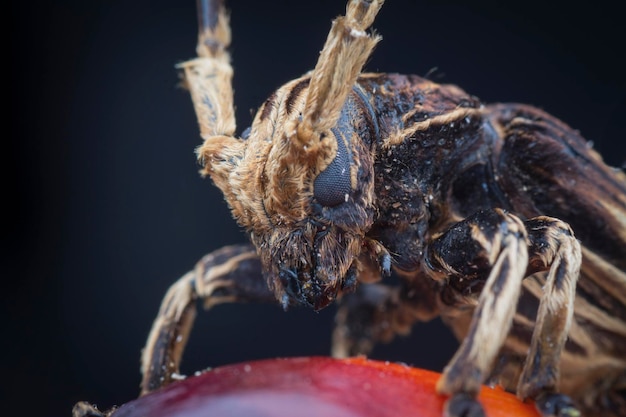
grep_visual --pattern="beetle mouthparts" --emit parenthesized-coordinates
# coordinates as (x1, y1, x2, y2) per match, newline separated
(307, 284, 338, 311)
(279, 267, 339, 311)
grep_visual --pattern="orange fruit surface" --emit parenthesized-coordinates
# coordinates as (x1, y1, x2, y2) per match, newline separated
(112, 356, 540, 417)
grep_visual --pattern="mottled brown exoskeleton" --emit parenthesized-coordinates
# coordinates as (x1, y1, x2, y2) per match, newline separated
(138, 1, 626, 416)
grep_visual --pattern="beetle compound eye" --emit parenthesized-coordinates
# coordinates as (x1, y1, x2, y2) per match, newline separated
(313, 131, 352, 207)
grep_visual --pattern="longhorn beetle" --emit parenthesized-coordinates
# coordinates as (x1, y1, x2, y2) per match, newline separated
(126, 1, 626, 416)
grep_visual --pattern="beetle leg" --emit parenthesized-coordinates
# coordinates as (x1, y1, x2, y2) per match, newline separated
(424, 209, 581, 417)
(518, 217, 581, 417)
(140, 244, 273, 395)
(332, 283, 397, 357)
(72, 401, 110, 417)
(424, 209, 529, 417)
(332, 272, 441, 358)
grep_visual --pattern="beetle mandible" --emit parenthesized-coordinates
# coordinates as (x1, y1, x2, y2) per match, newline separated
(138, 1, 626, 416)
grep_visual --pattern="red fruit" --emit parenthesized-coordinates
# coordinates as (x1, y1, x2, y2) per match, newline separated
(110, 356, 539, 417)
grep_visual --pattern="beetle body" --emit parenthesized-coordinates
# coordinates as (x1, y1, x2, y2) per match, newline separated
(227, 71, 625, 415)
(129, 1, 626, 417)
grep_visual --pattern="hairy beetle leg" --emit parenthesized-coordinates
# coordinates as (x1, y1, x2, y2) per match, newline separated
(424, 209, 581, 417)
(332, 283, 397, 357)
(332, 272, 441, 358)
(427, 209, 529, 416)
(517, 218, 581, 407)
(140, 244, 271, 394)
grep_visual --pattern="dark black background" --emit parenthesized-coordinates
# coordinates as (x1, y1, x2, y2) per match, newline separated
(8, 1, 625, 416)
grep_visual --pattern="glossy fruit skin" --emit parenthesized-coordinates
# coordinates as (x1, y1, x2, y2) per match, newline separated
(111, 357, 539, 417)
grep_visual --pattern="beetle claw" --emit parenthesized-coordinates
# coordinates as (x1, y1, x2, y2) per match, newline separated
(445, 393, 485, 417)
(535, 393, 581, 417)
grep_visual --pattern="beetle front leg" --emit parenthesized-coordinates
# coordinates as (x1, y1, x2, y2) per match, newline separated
(425, 209, 529, 417)
(425, 209, 581, 417)
(140, 244, 273, 395)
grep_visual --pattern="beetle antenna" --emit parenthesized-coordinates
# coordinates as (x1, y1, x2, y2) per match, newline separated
(180, 0, 236, 140)
(184, 0, 246, 211)
(297, 0, 383, 145)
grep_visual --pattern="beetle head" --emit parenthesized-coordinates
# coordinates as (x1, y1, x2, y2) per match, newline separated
(197, 77, 381, 310)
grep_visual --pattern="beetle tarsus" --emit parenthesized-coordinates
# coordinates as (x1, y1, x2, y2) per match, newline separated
(445, 393, 486, 417)
(534, 392, 581, 417)
(72, 401, 113, 417)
